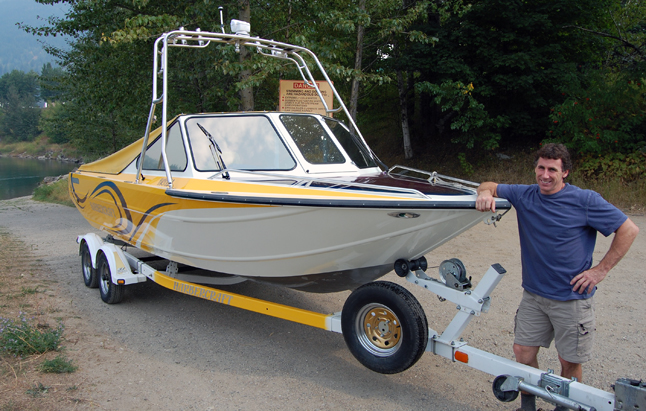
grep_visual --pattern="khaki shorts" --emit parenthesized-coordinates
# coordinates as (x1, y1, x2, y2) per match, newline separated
(514, 290, 596, 363)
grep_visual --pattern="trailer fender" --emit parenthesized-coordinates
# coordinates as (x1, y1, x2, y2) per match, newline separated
(97, 243, 146, 286)
(76, 233, 104, 269)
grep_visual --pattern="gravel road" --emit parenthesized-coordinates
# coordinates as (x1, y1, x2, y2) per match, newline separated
(1, 197, 644, 410)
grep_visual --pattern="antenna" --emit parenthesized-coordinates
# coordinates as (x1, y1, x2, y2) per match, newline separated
(219, 7, 225, 33)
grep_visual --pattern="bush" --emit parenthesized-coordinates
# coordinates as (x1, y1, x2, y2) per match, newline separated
(39, 355, 78, 374)
(576, 151, 646, 183)
(39, 103, 71, 144)
(32, 178, 74, 207)
(546, 70, 646, 156)
(416, 80, 508, 150)
(0, 316, 63, 356)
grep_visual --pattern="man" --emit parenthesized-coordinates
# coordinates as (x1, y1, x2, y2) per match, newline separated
(475, 143, 639, 411)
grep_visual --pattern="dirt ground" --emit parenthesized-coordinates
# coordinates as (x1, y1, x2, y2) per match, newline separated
(0, 197, 644, 411)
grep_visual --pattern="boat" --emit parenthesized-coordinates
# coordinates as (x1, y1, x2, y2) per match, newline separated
(69, 19, 511, 293)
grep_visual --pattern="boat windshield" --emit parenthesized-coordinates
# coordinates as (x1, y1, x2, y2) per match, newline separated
(139, 122, 188, 172)
(280, 115, 345, 165)
(185, 115, 296, 171)
(323, 118, 377, 169)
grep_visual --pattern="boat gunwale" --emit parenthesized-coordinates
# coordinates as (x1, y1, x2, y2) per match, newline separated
(165, 188, 512, 210)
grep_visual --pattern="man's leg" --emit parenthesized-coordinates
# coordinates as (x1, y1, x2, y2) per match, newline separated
(553, 356, 583, 410)
(513, 291, 555, 411)
(550, 298, 593, 411)
(558, 354, 582, 381)
(551, 297, 594, 382)
(514, 344, 541, 411)
(514, 344, 540, 368)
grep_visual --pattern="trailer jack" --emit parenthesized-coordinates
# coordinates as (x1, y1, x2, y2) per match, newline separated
(493, 372, 595, 411)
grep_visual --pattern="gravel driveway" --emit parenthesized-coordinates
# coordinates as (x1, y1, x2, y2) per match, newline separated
(1, 197, 643, 410)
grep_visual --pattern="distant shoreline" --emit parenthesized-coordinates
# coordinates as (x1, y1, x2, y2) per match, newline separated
(0, 151, 83, 164)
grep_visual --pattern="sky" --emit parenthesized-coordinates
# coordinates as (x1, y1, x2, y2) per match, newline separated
(0, 0, 70, 75)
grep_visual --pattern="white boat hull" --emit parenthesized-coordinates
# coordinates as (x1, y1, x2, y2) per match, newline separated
(139, 203, 490, 291)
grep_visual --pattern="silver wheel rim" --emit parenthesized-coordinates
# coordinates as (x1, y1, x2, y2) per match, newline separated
(354, 303, 402, 357)
(99, 261, 110, 294)
(82, 247, 92, 282)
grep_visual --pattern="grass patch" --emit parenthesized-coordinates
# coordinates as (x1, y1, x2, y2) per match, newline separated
(20, 286, 41, 296)
(0, 401, 20, 411)
(39, 355, 77, 374)
(25, 382, 50, 398)
(32, 178, 74, 207)
(569, 176, 646, 213)
(0, 136, 51, 157)
(0, 135, 80, 158)
(0, 316, 63, 356)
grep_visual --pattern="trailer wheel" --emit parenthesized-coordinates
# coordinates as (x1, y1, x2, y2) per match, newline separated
(342, 281, 428, 374)
(80, 242, 98, 288)
(492, 375, 519, 402)
(97, 252, 124, 304)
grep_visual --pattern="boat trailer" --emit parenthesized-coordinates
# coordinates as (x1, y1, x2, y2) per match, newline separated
(77, 232, 645, 411)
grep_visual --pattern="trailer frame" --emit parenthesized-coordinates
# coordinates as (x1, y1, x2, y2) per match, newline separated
(77, 233, 645, 411)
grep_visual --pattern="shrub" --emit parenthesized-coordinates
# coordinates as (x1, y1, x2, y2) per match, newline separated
(416, 80, 508, 150)
(0, 315, 63, 356)
(32, 178, 74, 207)
(576, 151, 646, 183)
(545, 70, 646, 157)
(39, 355, 78, 374)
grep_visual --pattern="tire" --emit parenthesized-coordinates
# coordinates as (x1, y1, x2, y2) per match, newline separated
(492, 375, 519, 402)
(341, 281, 428, 374)
(80, 242, 98, 288)
(97, 252, 124, 304)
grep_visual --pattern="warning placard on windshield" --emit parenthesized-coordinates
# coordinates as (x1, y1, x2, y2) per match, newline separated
(279, 80, 334, 116)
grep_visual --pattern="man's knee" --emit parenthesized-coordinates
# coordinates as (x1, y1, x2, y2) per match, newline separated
(514, 344, 540, 367)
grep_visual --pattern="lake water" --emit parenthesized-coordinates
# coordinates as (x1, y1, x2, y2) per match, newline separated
(0, 156, 78, 200)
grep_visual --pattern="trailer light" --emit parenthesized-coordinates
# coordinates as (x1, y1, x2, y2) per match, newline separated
(455, 351, 468, 363)
(117, 279, 125, 285)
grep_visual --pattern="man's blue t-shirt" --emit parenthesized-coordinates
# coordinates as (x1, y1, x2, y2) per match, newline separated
(497, 183, 626, 301)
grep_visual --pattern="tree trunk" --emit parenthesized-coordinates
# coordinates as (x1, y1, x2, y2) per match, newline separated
(397, 70, 413, 159)
(349, 0, 366, 130)
(238, 0, 254, 111)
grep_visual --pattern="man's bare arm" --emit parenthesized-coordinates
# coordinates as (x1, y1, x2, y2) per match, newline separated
(475, 182, 499, 212)
(571, 218, 640, 294)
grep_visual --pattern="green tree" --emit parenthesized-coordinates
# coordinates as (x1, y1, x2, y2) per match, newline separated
(563, 0, 645, 70)
(27, 0, 428, 155)
(543, 0, 645, 180)
(39, 63, 65, 103)
(39, 101, 69, 144)
(27, 0, 635, 165)
(400, 0, 611, 153)
(0, 70, 41, 142)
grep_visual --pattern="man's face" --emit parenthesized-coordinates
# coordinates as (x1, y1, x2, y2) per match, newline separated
(535, 157, 569, 195)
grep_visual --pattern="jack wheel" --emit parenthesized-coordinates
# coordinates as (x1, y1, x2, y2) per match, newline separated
(342, 281, 428, 374)
(97, 252, 124, 304)
(492, 375, 519, 402)
(81, 242, 98, 288)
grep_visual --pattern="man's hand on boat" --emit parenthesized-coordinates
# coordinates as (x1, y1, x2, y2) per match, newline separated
(475, 182, 499, 213)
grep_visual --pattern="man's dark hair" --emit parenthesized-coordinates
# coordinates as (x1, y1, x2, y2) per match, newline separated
(534, 143, 572, 173)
